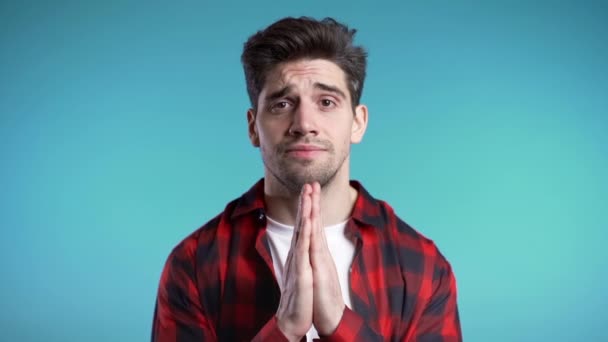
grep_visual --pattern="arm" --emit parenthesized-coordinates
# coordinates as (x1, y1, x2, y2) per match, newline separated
(317, 307, 384, 341)
(414, 260, 462, 342)
(151, 242, 291, 342)
(318, 250, 462, 342)
(318, 234, 461, 341)
(309, 182, 384, 342)
(151, 246, 217, 341)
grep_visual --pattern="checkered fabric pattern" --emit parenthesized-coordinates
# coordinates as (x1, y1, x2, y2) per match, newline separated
(152, 179, 461, 341)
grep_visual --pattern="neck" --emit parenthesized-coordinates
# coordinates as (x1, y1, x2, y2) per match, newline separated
(263, 167, 357, 227)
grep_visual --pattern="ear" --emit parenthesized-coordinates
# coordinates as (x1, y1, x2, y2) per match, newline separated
(247, 108, 260, 147)
(351, 104, 368, 144)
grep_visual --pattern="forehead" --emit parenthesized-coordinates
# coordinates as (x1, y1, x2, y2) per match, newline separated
(262, 59, 349, 95)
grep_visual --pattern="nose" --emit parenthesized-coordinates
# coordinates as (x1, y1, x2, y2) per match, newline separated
(288, 101, 318, 137)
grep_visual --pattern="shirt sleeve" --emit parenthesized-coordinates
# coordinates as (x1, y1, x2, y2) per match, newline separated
(251, 316, 291, 342)
(151, 245, 217, 341)
(319, 255, 462, 342)
(316, 307, 384, 341)
(151, 242, 290, 342)
(414, 260, 462, 342)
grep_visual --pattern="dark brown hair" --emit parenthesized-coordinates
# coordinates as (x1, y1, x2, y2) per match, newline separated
(241, 16, 368, 109)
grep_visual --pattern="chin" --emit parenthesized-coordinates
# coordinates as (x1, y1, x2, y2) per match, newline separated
(286, 171, 335, 188)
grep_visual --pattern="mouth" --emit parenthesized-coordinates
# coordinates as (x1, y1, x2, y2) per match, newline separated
(284, 144, 327, 159)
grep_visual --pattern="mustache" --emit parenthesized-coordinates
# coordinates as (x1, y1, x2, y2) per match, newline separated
(277, 138, 333, 153)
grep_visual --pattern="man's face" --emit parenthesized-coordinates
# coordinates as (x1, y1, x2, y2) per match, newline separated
(247, 59, 368, 193)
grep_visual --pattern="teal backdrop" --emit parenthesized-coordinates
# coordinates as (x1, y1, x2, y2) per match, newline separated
(1, 1, 606, 341)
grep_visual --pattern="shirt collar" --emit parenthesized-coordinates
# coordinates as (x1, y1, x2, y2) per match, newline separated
(230, 178, 387, 229)
(230, 178, 266, 220)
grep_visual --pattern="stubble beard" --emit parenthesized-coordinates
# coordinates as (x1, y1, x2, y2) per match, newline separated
(262, 140, 349, 195)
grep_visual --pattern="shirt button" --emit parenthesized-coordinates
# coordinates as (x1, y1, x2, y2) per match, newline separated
(258, 212, 265, 221)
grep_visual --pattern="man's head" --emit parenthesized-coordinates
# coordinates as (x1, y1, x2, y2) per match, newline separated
(242, 17, 369, 194)
(241, 17, 367, 110)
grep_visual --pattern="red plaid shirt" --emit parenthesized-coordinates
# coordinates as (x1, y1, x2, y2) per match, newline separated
(152, 179, 462, 341)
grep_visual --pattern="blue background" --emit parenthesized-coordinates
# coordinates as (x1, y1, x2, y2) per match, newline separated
(1, 1, 606, 341)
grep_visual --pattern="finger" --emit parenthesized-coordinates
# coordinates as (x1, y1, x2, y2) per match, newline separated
(315, 182, 330, 249)
(298, 184, 312, 251)
(285, 184, 309, 279)
(315, 182, 331, 249)
(310, 182, 324, 254)
(296, 213, 312, 272)
(296, 185, 312, 270)
(291, 184, 309, 251)
(311, 182, 322, 234)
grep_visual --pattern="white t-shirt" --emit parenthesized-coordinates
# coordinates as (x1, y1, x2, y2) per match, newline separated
(265, 215, 356, 341)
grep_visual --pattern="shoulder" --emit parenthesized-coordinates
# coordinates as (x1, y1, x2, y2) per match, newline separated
(163, 179, 265, 265)
(374, 197, 453, 273)
(375, 199, 455, 299)
(352, 180, 449, 260)
(165, 196, 241, 264)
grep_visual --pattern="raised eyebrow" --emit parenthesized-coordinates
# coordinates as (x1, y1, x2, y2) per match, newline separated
(265, 86, 292, 103)
(313, 82, 347, 100)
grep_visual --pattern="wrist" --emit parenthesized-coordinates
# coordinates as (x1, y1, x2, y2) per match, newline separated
(276, 316, 304, 342)
(316, 303, 346, 336)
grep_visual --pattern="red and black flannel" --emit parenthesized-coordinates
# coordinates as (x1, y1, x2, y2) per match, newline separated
(152, 179, 462, 341)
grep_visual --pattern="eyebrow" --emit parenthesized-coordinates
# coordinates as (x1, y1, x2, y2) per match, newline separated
(314, 82, 347, 100)
(265, 86, 292, 103)
(264, 82, 347, 103)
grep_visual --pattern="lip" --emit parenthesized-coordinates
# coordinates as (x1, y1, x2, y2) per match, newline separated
(285, 144, 327, 152)
(285, 144, 327, 158)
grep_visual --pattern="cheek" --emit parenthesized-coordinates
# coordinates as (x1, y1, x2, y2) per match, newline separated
(328, 130, 352, 156)
(257, 126, 282, 153)
(340, 124, 354, 144)
(259, 119, 285, 140)
(258, 131, 278, 149)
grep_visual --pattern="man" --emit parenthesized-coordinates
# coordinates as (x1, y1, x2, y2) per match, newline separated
(152, 17, 461, 341)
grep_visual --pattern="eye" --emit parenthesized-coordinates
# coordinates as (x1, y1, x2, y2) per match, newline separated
(319, 98, 337, 108)
(270, 101, 292, 113)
